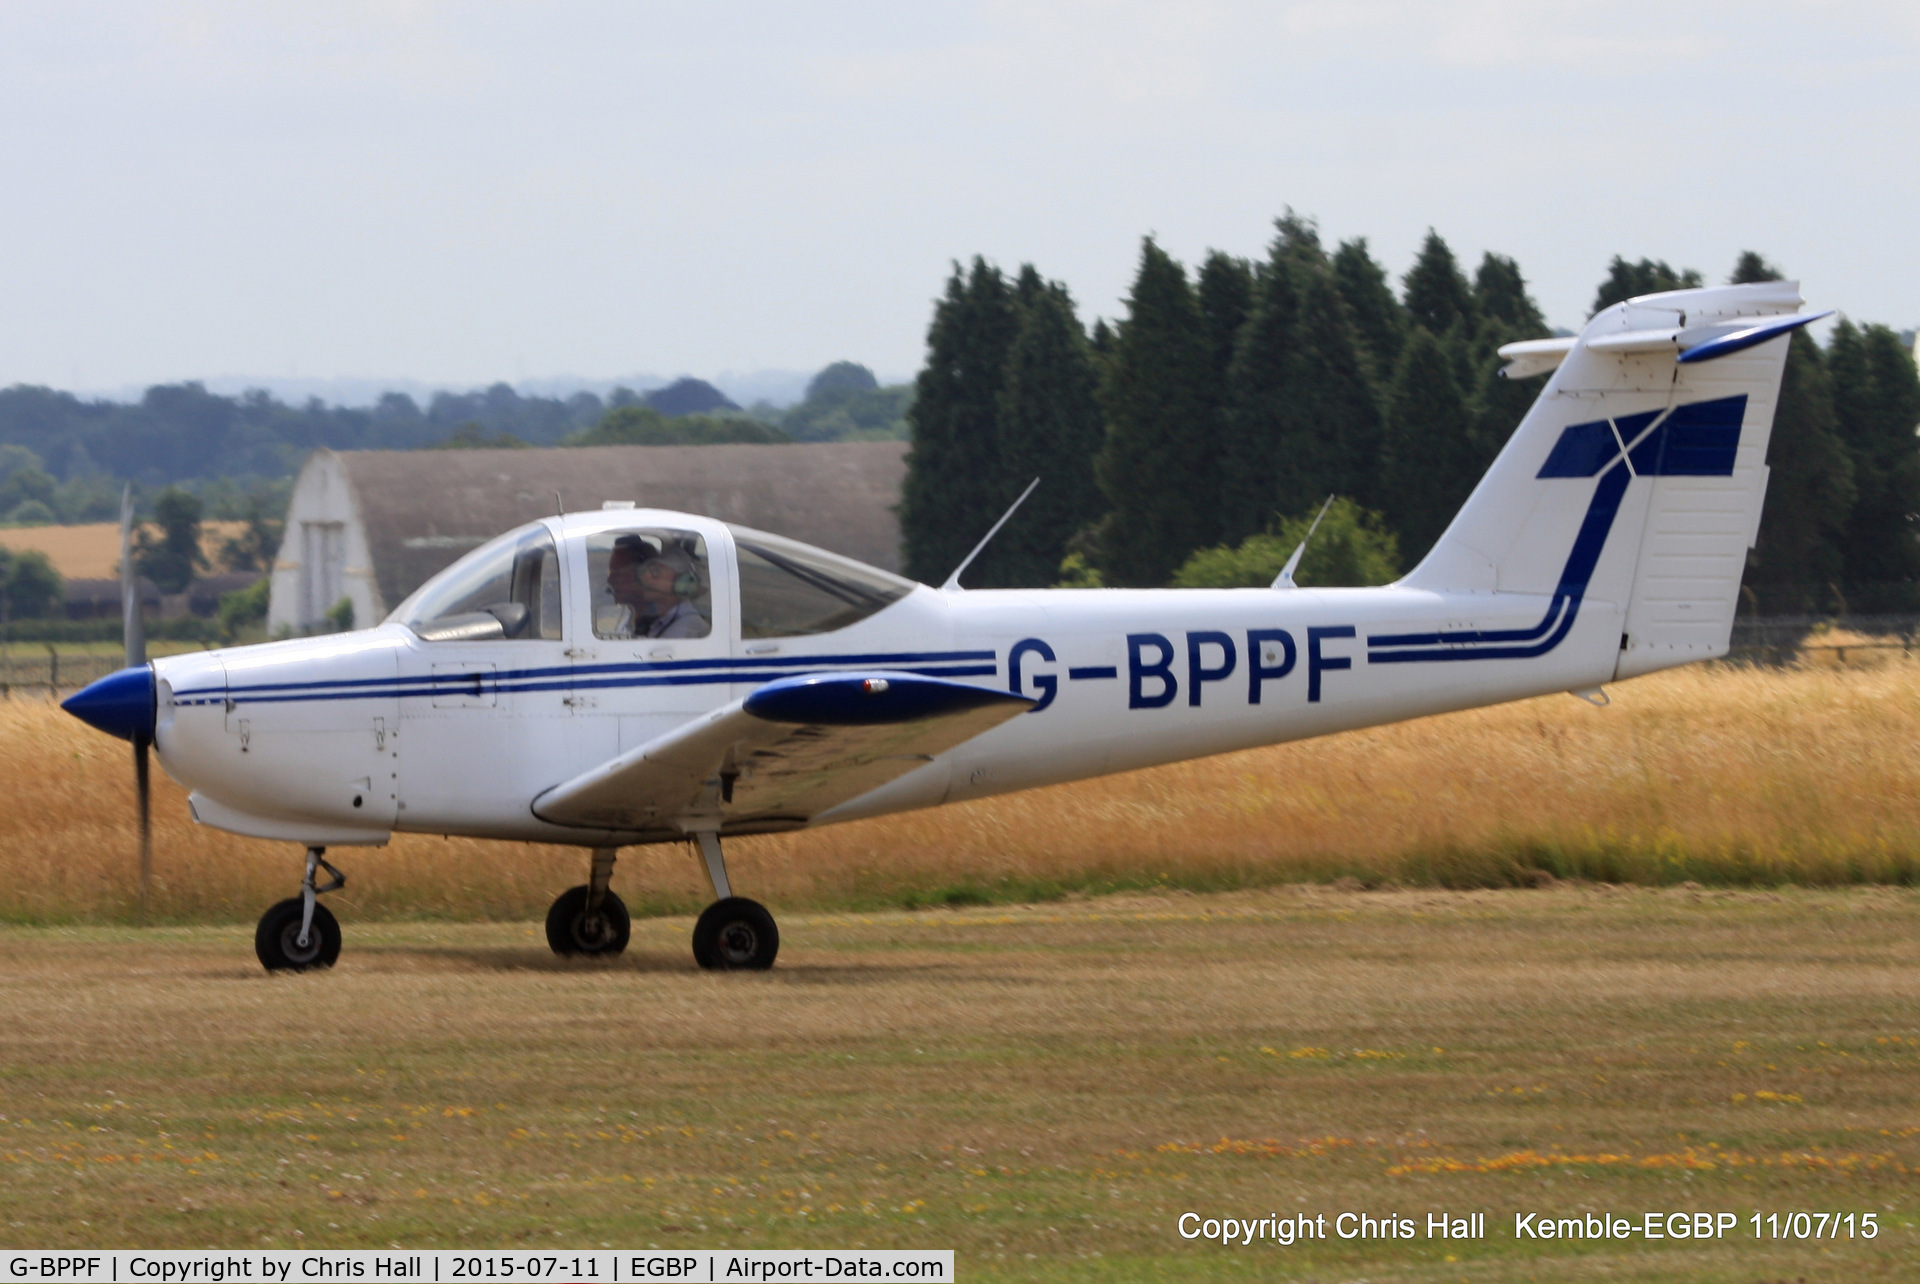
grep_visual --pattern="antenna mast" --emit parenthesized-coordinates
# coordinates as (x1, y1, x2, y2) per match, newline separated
(940, 478, 1041, 592)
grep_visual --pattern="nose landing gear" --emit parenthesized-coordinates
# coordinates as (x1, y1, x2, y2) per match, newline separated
(546, 847, 631, 956)
(255, 846, 346, 972)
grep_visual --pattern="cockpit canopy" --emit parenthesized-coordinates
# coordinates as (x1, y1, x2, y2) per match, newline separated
(390, 516, 914, 643)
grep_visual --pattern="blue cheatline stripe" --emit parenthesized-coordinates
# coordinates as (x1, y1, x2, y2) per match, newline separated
(172, 648, 997, 703)
(210, 665, 1003, 707)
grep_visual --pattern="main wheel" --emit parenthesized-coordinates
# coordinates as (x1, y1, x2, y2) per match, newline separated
(545, 886, 632, 956)
(255, 898, 342, 972)
(692, 897, 779, 971)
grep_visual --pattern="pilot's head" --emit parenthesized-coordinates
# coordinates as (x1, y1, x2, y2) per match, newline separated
(635, 547, 698, 608)
(606, 535, 659, 609)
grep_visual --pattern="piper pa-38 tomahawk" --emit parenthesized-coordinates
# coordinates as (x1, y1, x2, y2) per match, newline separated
(63, 281, 1823, 973)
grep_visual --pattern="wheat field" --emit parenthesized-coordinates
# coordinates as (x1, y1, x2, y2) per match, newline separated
(3, 657, 1918, 924)
(0, 520, 249, 579)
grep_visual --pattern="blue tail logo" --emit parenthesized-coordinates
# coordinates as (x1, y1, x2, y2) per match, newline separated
(1368, 395, 1746, 664)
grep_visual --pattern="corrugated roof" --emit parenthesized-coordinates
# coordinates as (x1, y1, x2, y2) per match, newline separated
(331, 441, 908, 610)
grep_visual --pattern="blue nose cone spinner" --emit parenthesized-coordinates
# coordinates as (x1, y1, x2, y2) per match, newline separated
(62, 665, 157, 742)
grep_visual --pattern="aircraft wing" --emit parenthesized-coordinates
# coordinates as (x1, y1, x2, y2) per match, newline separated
(531, 672, 1033, 832)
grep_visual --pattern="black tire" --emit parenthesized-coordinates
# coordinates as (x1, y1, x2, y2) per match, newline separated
(255, 898, 341, 972)
(545, 885, 632, 956)
(692, 897, 779, 971)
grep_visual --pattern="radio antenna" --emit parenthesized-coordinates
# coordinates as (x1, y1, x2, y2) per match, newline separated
(940, 477, 1041, 592)
(1272, 494, 1336, 589)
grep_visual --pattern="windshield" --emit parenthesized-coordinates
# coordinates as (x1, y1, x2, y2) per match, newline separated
(728, 525, 913, 638)
(392, 522, 564, 642)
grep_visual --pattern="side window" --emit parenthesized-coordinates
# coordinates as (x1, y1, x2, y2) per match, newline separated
(731, 526, 913, 638)
(396, 524, 564, 642)
(586, 529, 712, 640)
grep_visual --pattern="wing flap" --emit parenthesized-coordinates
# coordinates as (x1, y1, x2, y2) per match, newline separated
(531, 672, 1031, 832)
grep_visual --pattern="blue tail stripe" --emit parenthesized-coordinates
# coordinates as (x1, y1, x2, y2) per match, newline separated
(1369, 460, 1633, 662)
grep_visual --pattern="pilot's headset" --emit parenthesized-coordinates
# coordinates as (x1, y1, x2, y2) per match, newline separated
(646, 547, 704, 597)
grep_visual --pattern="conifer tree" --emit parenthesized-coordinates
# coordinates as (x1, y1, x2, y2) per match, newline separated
(1728, 251, 1778, 288)
(1196, 251, 1255, 529)
(1402, 230, 1477, 336)
(1828, 319, 1920, 597)
(1467, 252, 1551, 470)
(1332, 237, 1406, 381)
(1746, 331, 1855, 612)
(1094, 239, 1218, 586)
(900, 258, 1020, 583)
(1277, 268, 1384, 512)
(1197, 252, 1254, 391)
(991, 276, 1106, 587)
(1590, 256, 1704, 313)
(1219, 222, 1381, 544)
(1378, 327, 1478, 562)
(1216, 242, 1302, 546)
(1725, 252, 1855, 609)
(1472, 253, 1546, 333)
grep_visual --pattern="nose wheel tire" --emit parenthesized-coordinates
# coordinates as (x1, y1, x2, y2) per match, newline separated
(255, 898, 342, 972)
(692, 897, 779, 971)
(546, 885, 632, 956)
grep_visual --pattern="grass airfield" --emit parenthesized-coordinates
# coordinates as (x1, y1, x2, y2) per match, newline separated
(3, 886, 1918, 1280)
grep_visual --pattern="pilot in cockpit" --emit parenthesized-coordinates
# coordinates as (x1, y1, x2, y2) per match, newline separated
(604, 535, 710, 639)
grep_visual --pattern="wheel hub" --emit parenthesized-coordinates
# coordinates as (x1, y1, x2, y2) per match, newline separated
(718, 921, 759, 964)
(573, 913, 612, 951)
(277, 921, 324, 966)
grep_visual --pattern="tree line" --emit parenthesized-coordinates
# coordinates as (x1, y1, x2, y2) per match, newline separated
(900, 221, 1920, 613)
(0, 364, 911, 527)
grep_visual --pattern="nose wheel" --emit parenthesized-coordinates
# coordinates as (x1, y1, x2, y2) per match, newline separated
(256, 847, 345, 972)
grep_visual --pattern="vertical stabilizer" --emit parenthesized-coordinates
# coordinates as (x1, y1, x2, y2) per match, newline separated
(1398, 282, 1823, 679)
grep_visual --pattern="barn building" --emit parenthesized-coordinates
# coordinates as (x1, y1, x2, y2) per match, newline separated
(269, 441, 909, 635)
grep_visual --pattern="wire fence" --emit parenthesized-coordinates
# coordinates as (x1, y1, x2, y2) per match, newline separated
(0, 649, 142, 698)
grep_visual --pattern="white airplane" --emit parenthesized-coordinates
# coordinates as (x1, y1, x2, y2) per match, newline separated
(63, 281, 1823, 973)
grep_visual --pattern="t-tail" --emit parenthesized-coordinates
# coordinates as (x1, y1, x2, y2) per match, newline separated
(1396, 281, 1825, 680)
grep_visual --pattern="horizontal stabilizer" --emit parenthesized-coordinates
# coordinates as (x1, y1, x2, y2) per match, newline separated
(1497, 336, 1577, 380)
(1498, 295, 1828, 379)
(532, 673, 1032, 833)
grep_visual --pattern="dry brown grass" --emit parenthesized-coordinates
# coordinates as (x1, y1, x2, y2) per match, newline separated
(0, 521, 248, 580)
(1, 889, 1917, 1278)
(4, 658, 1920, 925)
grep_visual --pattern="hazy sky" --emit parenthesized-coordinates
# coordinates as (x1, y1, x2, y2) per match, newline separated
(1, 1, 1913, 394)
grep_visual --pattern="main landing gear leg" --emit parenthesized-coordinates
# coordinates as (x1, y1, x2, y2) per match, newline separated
(546, 847, 631, 957)
(254, 846, 345, 972)
(690, 831, 778, 971)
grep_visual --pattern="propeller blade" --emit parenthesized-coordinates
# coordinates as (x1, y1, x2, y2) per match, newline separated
(120, 484, 146, 669)
(135, 737, 152, 920)
(121, 484, 151, 918)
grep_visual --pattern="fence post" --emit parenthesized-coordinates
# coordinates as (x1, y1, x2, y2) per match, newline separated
(45, 643, 57, 699)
